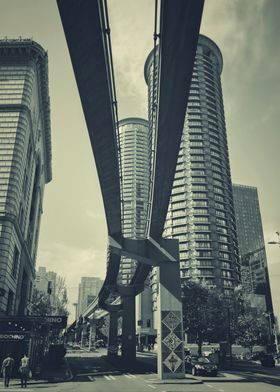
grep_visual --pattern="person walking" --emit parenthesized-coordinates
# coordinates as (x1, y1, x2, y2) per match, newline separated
(19, 354, 29, 389)
(1, 354, 15, 388)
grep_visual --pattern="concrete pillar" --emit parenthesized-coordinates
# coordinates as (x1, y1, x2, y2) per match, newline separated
(108, 310, 119, 357)
(89, 319, 96, 351)
(157, 252, 185, 379)
(121, 295, 136, 362)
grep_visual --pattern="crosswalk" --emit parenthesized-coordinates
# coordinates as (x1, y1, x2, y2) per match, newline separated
(86, 372, 144, 382)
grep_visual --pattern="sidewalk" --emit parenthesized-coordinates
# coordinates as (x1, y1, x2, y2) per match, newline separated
(0, 358, 72, 390)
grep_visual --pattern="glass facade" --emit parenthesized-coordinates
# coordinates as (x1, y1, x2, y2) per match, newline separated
(145, 35, 240, 310)
(233, 184, 274, 313)
(0, 39, 52, 316)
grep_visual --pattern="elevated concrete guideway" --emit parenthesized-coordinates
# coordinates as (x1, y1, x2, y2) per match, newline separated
(57, 0, 122, 308)
(57, 0, 122, 238)
(130, 0, 204, 287)
(57, 0, 204, 380)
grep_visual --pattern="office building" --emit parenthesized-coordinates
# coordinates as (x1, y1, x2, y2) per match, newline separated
(233, 184, 274, 313)
(77, 277, 103, 316)
(0, 38, 52, 316)
(145, 35, 240, 311)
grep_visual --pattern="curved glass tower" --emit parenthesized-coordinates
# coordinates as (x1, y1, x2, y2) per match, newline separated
(117, 118, 150, 285)
(145, 35, 240, 306)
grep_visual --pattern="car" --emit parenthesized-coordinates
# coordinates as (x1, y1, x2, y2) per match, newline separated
(260, 353, 275, 368)
(185, 355, 218, 376)
(96, 340, 105, 348)
(250, 351, 265, 361)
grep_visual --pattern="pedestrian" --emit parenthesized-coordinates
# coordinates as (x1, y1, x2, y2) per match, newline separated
(19, 354, 30, 388)
(1, 353, 15, 388)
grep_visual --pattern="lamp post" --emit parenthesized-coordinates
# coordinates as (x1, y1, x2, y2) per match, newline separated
(268, 232, 280, 359)
(268, 231, 280, 248)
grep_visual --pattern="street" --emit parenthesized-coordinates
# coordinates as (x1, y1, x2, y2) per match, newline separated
(1, 349, 280, 391)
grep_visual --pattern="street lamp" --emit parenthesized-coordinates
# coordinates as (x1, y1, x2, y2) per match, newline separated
(268, 231, 280, 247)
(267, 231, 280, 359)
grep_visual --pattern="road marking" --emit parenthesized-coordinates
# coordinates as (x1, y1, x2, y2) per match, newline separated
(124, 373, 135, 378)
(127, 372, 137, 378)
(104, 375, 111, 380)
(108, 375, 116, 380)
(88, 375, 95, 381)
(206, 385, 214, 389)
(76, 370, 119, 376)
(218, 389, 225, 392)
(147, 385, 156, 389)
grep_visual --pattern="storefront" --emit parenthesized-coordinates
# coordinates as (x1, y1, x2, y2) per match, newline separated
(0, 316, 67, 374)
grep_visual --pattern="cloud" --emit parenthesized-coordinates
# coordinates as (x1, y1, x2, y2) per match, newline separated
(108, 0, 154, 119)
(37, 243, 107, 322)
(37, 243, 106, 288)
(85, 209, 105, 220)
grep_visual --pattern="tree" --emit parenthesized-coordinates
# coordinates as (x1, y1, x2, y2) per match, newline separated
(31, 276, 69, 317)
(182, 281, 271, 356)
(52, 276, 69, 316)
(233, 294, 270, 353)
(236, 311, 269, 353)
(30, 287, 52, 316)
(182, 280, 225, 355)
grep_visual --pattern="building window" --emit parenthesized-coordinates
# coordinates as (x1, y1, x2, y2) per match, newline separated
(12, 246, 19, 278)
(6, 290, 14, 315)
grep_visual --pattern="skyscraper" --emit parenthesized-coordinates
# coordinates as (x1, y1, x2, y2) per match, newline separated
(233, 184, 274, 313)
(77, 277, 103, 316)
(145, 35, 240, 311)
(0, 39, 52, 316)
(117, 118, 150, 285)
(117, 118, 155, 341)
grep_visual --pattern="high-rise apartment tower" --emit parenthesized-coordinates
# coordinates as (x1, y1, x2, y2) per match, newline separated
(117, 118, 154, 340)
(0, 39, 52, 316)
(117, 118, 150, 285)
(145, 35, 240, 310)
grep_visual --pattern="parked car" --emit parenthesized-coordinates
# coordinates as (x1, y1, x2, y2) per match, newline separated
(185, 356, 218, 376)
(260, 353, 275, 368)
(96, 339, 105, 348)
(250, 351, 265, 361)
(47, 344, 67, 365)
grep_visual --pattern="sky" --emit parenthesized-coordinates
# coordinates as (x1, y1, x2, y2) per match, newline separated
(0, 0, 279, 324)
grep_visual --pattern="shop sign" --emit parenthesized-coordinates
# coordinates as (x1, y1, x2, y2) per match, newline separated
(0, 333, 25, 341)
(45, 316, 67, 328)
